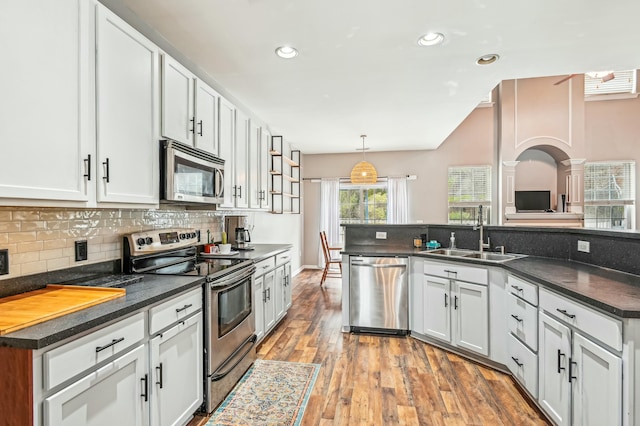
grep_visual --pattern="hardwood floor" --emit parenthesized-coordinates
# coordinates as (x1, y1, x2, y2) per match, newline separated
(194, 269, 550, 425)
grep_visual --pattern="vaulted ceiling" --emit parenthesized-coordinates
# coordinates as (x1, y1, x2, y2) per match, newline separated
(106, 0, 640, 154)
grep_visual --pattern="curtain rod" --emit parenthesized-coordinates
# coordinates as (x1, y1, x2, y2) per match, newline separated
(302, 175, 417, 183)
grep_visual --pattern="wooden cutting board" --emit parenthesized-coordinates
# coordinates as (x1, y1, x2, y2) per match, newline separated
(0, 285, 126, 335)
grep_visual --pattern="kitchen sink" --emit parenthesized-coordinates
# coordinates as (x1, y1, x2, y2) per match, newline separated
(420, 248, 524, 263)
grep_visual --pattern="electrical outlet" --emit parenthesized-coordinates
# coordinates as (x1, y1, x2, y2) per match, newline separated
(0, 249, 8, 275)
(577, 240, 590, 253)
(375, 232, 387, 239)
(75, 240, 88, 261)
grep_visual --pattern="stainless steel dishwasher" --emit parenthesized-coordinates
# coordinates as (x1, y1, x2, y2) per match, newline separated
(349, 256, 409, 335)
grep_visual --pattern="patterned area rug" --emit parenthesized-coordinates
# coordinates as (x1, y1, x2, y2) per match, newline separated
(207, 359, 320, 426)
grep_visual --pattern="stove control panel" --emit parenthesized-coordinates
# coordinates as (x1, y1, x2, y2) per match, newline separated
(125, 228, 199, 255)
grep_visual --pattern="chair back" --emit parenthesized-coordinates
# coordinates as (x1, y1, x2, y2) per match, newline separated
(320, 231, 331, 263)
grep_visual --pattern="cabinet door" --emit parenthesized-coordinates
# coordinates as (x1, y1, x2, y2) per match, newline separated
(422, 275, 451, 343)
(248, 122, 262, 209)
(572, 332, 622, 426)
(161, 54, 195, 145)
(274, 265, 285, 320)
(44, 344, 148, 426)
(454, 281, 489, 356)
(195, 80, 219, 155)
(283, 262, 292, 311)
(538, 312, 571, 426)
(254, 276, 265, 342)
(95, 5, 158, 205)
(150, 313, 203, 426)
(234, 110, 249, 208)
(0, 0, 92, 203)
(263, 271, 276, 332)
(260, 129, 272, 210)
(218, 97, 235, 208)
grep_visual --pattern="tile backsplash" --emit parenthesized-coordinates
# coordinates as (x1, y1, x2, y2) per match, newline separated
(0, 207, 223, 280)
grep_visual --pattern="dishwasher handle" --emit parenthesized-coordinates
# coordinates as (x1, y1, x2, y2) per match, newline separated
(351, 263, 407, 269)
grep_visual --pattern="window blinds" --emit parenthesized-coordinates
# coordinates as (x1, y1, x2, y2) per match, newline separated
(584, 70, 637, 96)
(584, 161, 636, 204)
(448, 166, 492, 206)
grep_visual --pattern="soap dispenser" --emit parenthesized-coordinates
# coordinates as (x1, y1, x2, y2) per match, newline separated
(450, 232, 456, 249)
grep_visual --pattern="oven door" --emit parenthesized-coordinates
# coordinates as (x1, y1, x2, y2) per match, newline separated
(207, 266, 256, 374)
(162, 140, 224, 204)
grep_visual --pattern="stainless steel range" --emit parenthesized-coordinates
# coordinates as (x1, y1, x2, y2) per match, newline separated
(123, 228, 257, 413)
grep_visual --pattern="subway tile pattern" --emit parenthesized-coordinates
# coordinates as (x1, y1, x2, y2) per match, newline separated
(0, 207, 223, 280)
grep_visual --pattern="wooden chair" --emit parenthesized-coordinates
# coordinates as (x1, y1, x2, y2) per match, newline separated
(320, 231, 342, 286)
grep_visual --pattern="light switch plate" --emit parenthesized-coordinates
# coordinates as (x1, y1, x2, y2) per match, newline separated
(375, 232, 387, 239)
(577, 240, 590, 253)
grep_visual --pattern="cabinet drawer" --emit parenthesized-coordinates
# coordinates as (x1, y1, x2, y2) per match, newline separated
(507, 293, 538, 351)
(149, 287, 202, 335)
(275, 250, 292, 265)
(424, 261, 487, 285)
(43, 311, 145, 390)
(539, 288, 622, 351)
(507, 333, 538, 398)
(507, 275, 538, 306)
(254, 256, 275, 275)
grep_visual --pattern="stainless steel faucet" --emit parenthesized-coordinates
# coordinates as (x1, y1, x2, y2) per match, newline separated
(474, 205, 490, 252)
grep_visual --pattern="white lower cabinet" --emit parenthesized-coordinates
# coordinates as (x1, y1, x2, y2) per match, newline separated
(150, 313, 203, 426)
(263, 271, 276, 332)
(253, 252, 293, 343)
(507, 333, 538, 397)
(254, 275, 265, 342)
(44, 344, 148, 426)
(539, 300, 622, 426)
(283, 262, 293, 311)
(420, 262, 489, 357)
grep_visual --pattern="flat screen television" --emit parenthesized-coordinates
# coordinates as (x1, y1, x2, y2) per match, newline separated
(515, 190, 551, 212)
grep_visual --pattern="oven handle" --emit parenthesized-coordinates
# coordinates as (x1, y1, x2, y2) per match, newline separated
(132, 255, 197, 273)
(210, 266, 256, 289)
(210, 334, 257, 382)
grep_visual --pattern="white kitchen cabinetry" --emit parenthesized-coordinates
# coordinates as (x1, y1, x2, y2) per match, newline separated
(95, 4, 159, 205)
(506, 274, 539, 398)
(253, 251, 293, 343)
(0, 0, 93, 204)
(150, 313, 203, 426)
(160, 55, 219, 155)
(263, 271, 276, 333)
(249, 124, 271, 209)
(419, 261, 489, 356)
(254, 275, 265, 342)
(218, 97, 236, 208)
(44, 344, 148, 426)
(274, 250, 293, 321)
(283, 261, 293, 311)
(538, 288, 622, 426)
(234, 110, 250, 209)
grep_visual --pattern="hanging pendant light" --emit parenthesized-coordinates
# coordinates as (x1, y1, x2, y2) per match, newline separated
(350, 135, 378, 184)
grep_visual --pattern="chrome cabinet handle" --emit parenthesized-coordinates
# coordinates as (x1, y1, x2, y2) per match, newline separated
(102, 158, 110, 183)
(84, 154, 91, 181)
(511, 356, 523, 367)
(156, 363, 163, 389)
(510, 314, 523, 322)
(176, 303, 193, 313)
(556, 308, 576, 319)
(95, 337, 124, 353)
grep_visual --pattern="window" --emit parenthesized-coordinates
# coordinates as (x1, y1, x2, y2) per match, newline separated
(339, 184, 387, 225)
(584, 161, 636, 229)
(584, 70, 637, 97)
(448, 166, 491, 224)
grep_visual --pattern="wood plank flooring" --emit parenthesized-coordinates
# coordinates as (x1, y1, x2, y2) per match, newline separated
(193, 269, 550, 425)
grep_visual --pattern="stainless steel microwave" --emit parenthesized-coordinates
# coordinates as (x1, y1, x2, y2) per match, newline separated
(160, 140, 224, 205)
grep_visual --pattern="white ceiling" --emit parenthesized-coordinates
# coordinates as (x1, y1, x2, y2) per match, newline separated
(111, 0, 640, 154)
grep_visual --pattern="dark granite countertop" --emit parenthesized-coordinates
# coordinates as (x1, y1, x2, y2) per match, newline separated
(342, 244, 640, 318)
(0, 274, 205, 350)
(207, 244, 293, 262)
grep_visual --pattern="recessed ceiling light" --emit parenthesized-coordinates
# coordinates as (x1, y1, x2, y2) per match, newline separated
(275, 46, 298, 59)
(417, 32, 444, 47)
(476, 54, 500, 65)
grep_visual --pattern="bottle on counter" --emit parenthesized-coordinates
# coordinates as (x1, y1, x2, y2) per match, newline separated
(450, 232, 456, 249)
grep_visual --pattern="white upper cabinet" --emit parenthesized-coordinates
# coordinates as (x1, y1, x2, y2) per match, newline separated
(260, 129, 272, 210)
(161, 55, 195, 145)
(0, 0, 93, 203)
(194, 79, 219, 155)
(161, 55, 220, 155)
(95, 4, 159, 205)
(218, 97, 236, 208)
(234, 110, 249, 208)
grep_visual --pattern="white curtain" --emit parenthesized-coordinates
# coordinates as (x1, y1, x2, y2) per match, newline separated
(387, 175, 408, 224)
(319, 178, 340, 267)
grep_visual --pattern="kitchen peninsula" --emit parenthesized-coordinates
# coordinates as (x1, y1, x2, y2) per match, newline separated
(341, 223, 640, 425)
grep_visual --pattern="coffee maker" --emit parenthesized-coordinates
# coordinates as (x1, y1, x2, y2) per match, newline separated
(224, 215, 254, 250)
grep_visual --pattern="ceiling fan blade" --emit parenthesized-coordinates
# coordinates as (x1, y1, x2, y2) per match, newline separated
(553, 74, 577, 85)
